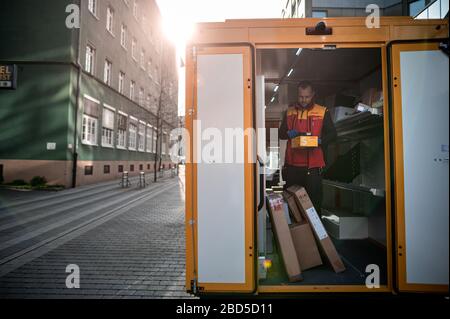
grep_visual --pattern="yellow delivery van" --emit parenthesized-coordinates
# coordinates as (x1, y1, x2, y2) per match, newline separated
(184, 16, 449, 296)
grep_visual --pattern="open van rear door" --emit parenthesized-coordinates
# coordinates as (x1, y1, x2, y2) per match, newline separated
(390, 41, 449, 293)
(185, 45, 255, 294)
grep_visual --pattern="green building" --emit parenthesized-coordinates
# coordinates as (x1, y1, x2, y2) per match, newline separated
(0, 0, 179, 187)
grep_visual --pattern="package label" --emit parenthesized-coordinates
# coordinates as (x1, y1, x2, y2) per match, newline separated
(305, 207, 328, 240)
(268, 196, 283, 210)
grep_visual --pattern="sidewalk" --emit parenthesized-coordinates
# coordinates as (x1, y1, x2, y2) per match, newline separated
(0, 171, 195, 299)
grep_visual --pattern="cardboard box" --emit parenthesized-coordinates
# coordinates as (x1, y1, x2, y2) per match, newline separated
(321, 209, 369, 240)
(290, 223, 323, 271)
(287, 186, 346, 273)
(283, 192, 304, 223)
(291, 135, 319, 148)
(267, 194, 303, 282)
(361, 88, 383, 107)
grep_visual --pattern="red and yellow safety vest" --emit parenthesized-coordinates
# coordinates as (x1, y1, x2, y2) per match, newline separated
(285, 103, 327, 168)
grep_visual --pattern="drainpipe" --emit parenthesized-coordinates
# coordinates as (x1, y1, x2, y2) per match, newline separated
(72, 0, 82, 188)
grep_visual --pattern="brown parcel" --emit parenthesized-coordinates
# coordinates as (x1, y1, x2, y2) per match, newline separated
(283, 192, 303, 223)
(267, 194, 303, 282)
(290, 223, 323, 271)
(287, 186, 346, 273)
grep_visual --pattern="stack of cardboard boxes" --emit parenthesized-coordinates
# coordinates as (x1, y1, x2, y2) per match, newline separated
(267, 186, 346, 282)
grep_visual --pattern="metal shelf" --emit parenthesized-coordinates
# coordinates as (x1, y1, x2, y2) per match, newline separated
(334, 111, 383, 142)
(323, 179, 385, 197)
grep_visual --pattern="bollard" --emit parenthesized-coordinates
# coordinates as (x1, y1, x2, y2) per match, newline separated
(138, 171, 147, 188)
(121, 171, 131, 188)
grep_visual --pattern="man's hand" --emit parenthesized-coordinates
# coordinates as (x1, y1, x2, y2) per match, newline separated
(287, 129, 300, 139)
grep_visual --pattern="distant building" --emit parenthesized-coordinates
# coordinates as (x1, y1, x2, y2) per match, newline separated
(281, 0, 447, 18)
(0, 0, 178, 187)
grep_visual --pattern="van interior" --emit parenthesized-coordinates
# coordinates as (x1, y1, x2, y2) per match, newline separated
(256, 47, 388, 286)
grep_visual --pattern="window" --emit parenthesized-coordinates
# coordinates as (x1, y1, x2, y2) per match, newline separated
(133, 0, 139, 19)
(131, 39, 137, 61)
(152, 128, 157, 153)
(139, 164, 143, 171)
(168, 82, 173, 97)
(162, 133, 167, 155)
(102, 107, 115, 147)
(146, 126, 152, 152)
(85, 45, 95, 74)
(155, 65, 160, 83)
(130, 164, 134, 172)
(120, 24, 127, 48)
(312, 10, 327, 18)
(117, 114, 127, 148)
(128, 123, 137, 150)
(130, 81, 135, 101)
(118, 71, 125, 94)
(138, 123, 145, 151)
(85, 166, 94, 175)
(140, 50, 145, 69)
(409, 0, 425, 16)
(147, 61, 152, 78)
(88, 0, 97, 16)
(147, 164, 150, 170)
(104, 60, 112, 85)
(118, 165, 124, 173)
(138, 87, 144, 106)
(82, 114, 98, 145)
(106, 6, 114, 34)
(104, 165, 110, 174)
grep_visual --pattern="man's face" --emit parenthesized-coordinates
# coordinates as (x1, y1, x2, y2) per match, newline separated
(298, 86, 315, 107)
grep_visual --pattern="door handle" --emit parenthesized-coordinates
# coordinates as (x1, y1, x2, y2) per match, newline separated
(257, 156, 265, 211)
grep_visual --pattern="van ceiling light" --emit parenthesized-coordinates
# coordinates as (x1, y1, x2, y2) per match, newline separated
(287, 68, 294, 77)
(270, 96, 275, 103)
(296, 48, 302, 56)
(274, 85, 279, 92)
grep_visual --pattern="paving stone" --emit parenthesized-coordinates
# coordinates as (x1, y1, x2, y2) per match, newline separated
(0, 177, 197, 299)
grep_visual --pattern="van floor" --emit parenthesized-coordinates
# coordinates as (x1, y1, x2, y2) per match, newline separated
(259, 237, 387, 286)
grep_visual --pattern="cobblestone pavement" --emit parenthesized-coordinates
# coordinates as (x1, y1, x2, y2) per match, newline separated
(0, 169, 196, 299)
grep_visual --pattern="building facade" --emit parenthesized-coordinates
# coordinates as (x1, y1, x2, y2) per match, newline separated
(0, 0, 178, 187)
(281, 0, 444, 18)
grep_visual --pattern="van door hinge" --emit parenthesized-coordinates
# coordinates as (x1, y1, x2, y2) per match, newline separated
(439, 40, 449, 56)
(190, 279, 204, 294)
(188, 219, 195, 225)
(190, 279, 197, 294)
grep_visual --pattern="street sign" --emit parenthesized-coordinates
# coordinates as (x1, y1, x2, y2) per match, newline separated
(0, 64, 17, 89)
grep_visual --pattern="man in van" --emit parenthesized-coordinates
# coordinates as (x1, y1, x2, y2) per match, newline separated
(279, 81, 337, 214)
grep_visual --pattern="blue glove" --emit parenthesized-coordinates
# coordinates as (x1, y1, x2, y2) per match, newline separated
(318, 138, 322, 145)
(287, 130, 299, 139)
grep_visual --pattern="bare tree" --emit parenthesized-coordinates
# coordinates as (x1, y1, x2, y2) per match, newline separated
(153, 39, 177, 182)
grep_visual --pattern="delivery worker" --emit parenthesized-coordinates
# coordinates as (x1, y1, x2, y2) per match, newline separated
(279, 81, 337, 214)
